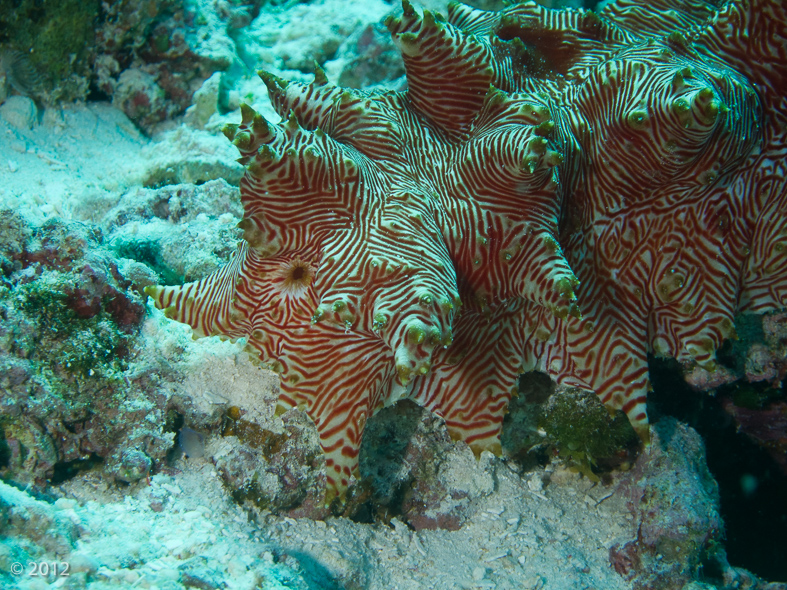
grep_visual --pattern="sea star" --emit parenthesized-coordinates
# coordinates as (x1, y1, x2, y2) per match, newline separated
(147, 0, 787, 501)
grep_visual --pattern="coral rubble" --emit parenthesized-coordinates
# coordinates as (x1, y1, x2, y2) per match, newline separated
(147, 0, 787, 502)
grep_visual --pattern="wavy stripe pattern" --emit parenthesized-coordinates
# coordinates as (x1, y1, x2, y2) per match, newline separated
(147, 0, 787, 502)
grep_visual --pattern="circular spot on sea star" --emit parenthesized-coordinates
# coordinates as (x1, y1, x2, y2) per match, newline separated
(276, 258, 315, 298)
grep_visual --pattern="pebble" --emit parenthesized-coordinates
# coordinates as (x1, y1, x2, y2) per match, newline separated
(55, 498, 77, 510)
(0, 95, 37, 129)
(483, 551, 508, 562)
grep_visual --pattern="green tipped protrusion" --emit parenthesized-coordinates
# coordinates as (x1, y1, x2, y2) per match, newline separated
(372, 313, 388, 333)
(342, 157, 358, 175)
(528, 137, 548, 155)
(396, 32, 419, 55)
(246, 147, 274, 177)
(485, 86, 507, 108)
(694, 87, 722, 124)
(384, 14, 397, 33)
(580, 9, 602, 30)
(673, 98, 690, 114)
(422, 9, 440, 29)
(428, 327, 442, 345)
(222, 123, 239, 141)
(396, 363, 412, 385)
(252, 113, 271, 139)
(666, 31, 688, 48)
(672, 70, 686, 91)
(529, 104, 551, 124)
(543, 234, 560, 255)
(567, 303, 582, 320)
(501, 36, 527, 61)
(258, 70, 289, 97)
(240, 102, 256, 125)
(551, 275, 582, 320)
(627, 110, 649, 130)
(313, 61, 328, 86)
(339, 90, 355, 106)
(697, 87, 714, 102)
(672, 97, 691, 126)
(257, 144, 278, 163)
(311, 308, 325, 324)
(555, 276, 579, 298)
(535, 120, 555, 136)
(522, 156, 539, 174)
(303, 146, 320, 163)
(441, 329, 453, 348)
(544, 150, 564, 167)
(233, 131, 254, 151)
(705, 100, 720, 120)
(409, 324, 426, 345)
(285, 111, 301, 135)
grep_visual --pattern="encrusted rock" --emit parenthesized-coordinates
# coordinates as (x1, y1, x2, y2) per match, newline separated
(610, 419, 724, 589)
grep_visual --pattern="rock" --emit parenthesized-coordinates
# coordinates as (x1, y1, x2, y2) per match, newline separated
(0, 96, 37, 129)
(0, 480, 78, 557)
(610, 418, 725, 589)
(112, 68, 176, 133)
(110, 449, 153, 483)
(185, 72, 223, 128)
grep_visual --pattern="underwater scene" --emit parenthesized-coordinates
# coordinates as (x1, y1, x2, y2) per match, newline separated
(1, 0, 786, 588)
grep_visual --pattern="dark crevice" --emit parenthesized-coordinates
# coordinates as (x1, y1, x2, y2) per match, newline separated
(648, 356, 787, 582)
(51, 453, 104, 485)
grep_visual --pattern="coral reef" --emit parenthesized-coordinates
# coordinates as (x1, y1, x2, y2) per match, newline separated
(2, 414, 777, 589)
(101, 179, 244, 283)
(682, 310, 787, 471)
(0, 0, 98, 102)
(0, 211, 165, 485)
(334, 21, 406, 90)
(0, 0, 225, 129)
(147, 0, 787, 503)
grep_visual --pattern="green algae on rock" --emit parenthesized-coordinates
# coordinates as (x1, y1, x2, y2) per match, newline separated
(0, 213, 164, 485)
